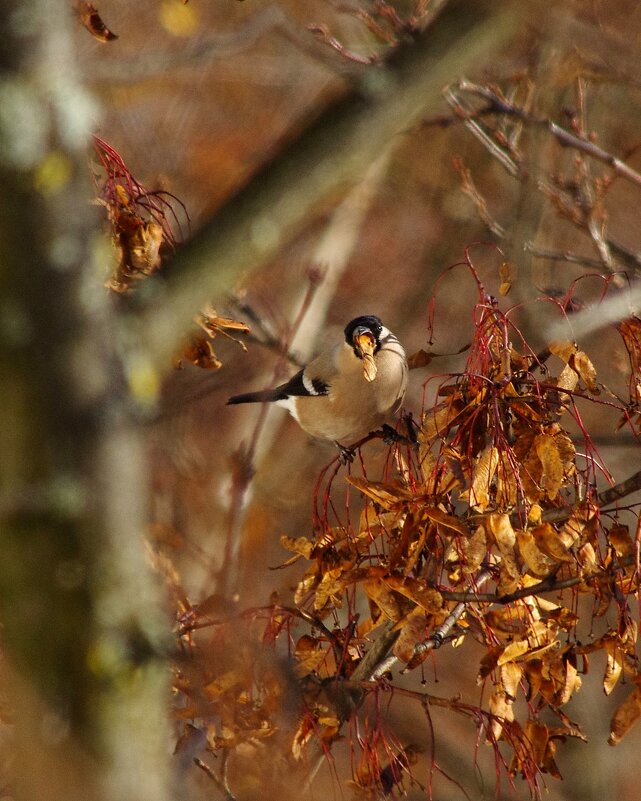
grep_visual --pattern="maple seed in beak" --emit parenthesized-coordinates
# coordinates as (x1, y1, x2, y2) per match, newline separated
(354, 329, 376, 357)
(354, 329, 377, 382)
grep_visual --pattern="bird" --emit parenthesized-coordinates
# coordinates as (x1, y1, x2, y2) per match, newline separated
(227, 315, 408, 456)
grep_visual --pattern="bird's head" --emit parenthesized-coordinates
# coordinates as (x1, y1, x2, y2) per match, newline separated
(344, 316, 385, 382)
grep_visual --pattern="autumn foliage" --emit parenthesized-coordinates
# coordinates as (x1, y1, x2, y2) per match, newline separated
(76, 3, 641, 800)
(151, 249, 641, 799)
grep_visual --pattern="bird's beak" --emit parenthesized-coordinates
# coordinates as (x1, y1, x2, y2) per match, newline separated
(353, 327, 377, 382)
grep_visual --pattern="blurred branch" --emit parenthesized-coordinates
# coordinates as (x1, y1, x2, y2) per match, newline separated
(0, 2, 170, 800)
(130, 0, 525, 370)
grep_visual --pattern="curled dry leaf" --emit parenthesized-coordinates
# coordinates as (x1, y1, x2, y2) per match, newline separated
(469, 445, 500, 511)
(499, 260, 514, 296)
(517, 529, 558, 577)
(384, 573, 443, 613)
(346, 476, 413, 511)
(75, 1, 118, 41)
(549, 340, 598, 393)
(393, 609, 428, 663)
(534, 434, 564, 500)
(609, 677, 641, 745)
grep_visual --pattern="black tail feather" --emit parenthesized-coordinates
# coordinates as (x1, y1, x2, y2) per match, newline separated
(227, 389, 285, 405)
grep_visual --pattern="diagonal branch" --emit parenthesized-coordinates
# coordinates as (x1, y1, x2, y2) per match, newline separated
(129, 0, 526, 369)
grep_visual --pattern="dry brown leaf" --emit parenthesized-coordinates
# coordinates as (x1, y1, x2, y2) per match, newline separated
(384, 574, 443, 613)
(469, 445, 499, 511)
(549, 340, 577, 364)
(534, 434, 564, 500)
(75, 1, 118, 41)
(314, 567, 345, 611)
(603, 639, 624, 695)
(498, 261, 514, 296)
(608, 524, 634, 558)
(609, 678, 641, 745)
(393, 609, 428, 663)
(363, 577, 403, 622)
(532, 523, 574, 563)
(572, 350, 598, 393)
(280, 535, 314, 560)
(346, 476, 412, 511)
(421, 506, 470, 537)
(517, 529, 558, 577)
(488, 690, 514, 742)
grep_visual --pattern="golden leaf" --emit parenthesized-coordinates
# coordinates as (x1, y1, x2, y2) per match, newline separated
(549, 340, 577, 363)
(421, 506, 470, 537)
(280, 535, 314, 560)
(488, 689, 514, 742)
(363, 577, 403, 622)
(498, 261, 514, 296)
(384, 574, 443, 613)
(532, 523, 574, 562)
(346, 476, 412, 511)
(534, 433, 564, 500)
(497, 639, 531, 665)
(572, 350, 598, 393)
(393, 609, 428, 663)
(609, 679, 641, 745)
(608, 524, 634, 558)
(314, 567, 345, 611)
(469, 445, 499, 511)
(603, 639, 623, 695)
(75, 1, 118, 41)
(517, 529, 557, 577)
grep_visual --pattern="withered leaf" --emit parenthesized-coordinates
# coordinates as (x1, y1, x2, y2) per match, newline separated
(393, 609, 428, 663)
(363, 577, 403, 622)
(280, 535, 314, 560)
(76, 1, 118, 41)
(488, 689, 515, 741)
(346, 476, 412, 511)
(532, 523, 574, 563)
(498, 260, 514, 296)
(517, 529, 558, 577)
(609, 678, 641, 745)
(534, 433, 564, 500)
(421, 506, 470, 537)
(314, 567, 345, 611)
(469, 445, 499, 511)
(384, 574, 443, 613)
(608, 524, 634, 558)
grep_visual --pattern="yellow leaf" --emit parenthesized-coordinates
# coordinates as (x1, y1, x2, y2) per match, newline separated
(572, 350, 598, 393)
(609, 679, 641, 745)
(280, 535, 314, 560)
(469, 446, 499, 511)
(346, 476, 412, 511)
(421, 506, 470, 537)
(384, 574, 443, 613)
(517, 529, 558, 577)
(363, 578, 402, 622)
(534, 433, 564, 500)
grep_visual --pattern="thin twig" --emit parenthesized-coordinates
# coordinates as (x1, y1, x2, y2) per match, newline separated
(194, 757, 237, 801)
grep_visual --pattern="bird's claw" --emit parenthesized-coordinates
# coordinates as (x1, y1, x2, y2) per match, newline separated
(378, 423, 406, 445)
(336, 443, 355, 464)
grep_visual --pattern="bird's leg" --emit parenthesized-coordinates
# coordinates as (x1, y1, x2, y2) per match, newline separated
(335, 441, 355, 464)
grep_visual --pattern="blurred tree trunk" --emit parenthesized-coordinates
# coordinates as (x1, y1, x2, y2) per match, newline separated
(0, 3, 171, 800)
